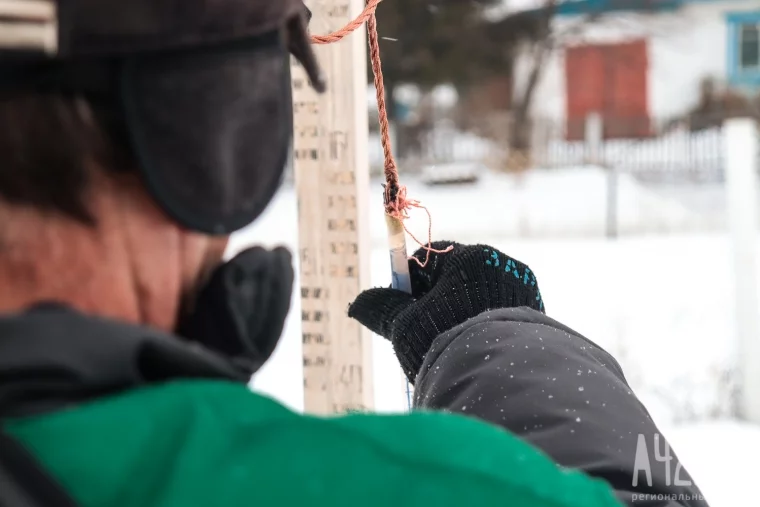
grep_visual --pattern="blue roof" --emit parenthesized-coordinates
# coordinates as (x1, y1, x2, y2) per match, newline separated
(530, 0, 705, 17)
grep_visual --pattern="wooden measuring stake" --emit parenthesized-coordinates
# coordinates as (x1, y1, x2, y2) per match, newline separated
(291, 0, 373, 415)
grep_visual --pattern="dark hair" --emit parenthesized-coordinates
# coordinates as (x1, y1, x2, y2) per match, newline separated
(0, 91, 132, 224)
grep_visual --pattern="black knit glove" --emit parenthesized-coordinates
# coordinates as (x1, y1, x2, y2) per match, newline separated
(348, 242, 544, 383)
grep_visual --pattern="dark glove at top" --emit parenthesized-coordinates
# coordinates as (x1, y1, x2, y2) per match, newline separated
(348, 241, 544, 383)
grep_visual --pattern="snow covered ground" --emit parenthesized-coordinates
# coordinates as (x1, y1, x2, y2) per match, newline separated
(227, 167, 760, 507)
(665, 421, 760, 506)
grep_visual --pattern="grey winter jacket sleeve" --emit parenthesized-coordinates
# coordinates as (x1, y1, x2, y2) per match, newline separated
(413, 307, 709, 507)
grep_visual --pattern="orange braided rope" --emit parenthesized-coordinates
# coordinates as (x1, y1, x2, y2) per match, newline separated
(309, 0, 452, 266)
(310, 0, 382, 45)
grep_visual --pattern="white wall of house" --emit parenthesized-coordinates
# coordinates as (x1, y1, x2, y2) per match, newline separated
(514, 1, 754, 123)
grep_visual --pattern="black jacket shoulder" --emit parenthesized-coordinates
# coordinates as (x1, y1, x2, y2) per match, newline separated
(414, 307, 708, 507)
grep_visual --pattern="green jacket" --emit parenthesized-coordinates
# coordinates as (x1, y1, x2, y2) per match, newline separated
(0, 306, 627, 507)
(5, 380, 620, 507)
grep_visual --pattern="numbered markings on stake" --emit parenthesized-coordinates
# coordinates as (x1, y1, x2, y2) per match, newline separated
(302, 310, 327, 322)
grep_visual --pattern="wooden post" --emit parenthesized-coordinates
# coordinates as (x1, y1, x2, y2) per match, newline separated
(291, 0, 373, 414)
(724, 118, 760, 423)
(585, 112, 602, 166)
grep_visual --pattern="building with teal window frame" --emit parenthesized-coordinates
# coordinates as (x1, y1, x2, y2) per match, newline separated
(726, 10, 760, 89)
(519, 0, 760, 91)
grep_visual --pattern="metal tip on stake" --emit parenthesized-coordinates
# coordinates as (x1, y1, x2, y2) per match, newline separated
(386, 213, 412, 295)
(383, 185, 414, 411)
(382, 183, 411, 292)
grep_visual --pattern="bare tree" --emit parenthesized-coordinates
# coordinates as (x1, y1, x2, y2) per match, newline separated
(507, 0, 556, 170)
(497, 2, 698, 169)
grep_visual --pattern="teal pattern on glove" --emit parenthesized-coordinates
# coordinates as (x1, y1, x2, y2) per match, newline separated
(484, 249, 544, 311)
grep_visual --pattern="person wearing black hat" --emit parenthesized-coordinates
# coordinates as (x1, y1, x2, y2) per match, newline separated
(0, 2, 706, 507)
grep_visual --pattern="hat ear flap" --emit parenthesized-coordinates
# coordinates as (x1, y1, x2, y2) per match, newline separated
(119, 33, 294, 234)
(286, 10, 325, 92)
